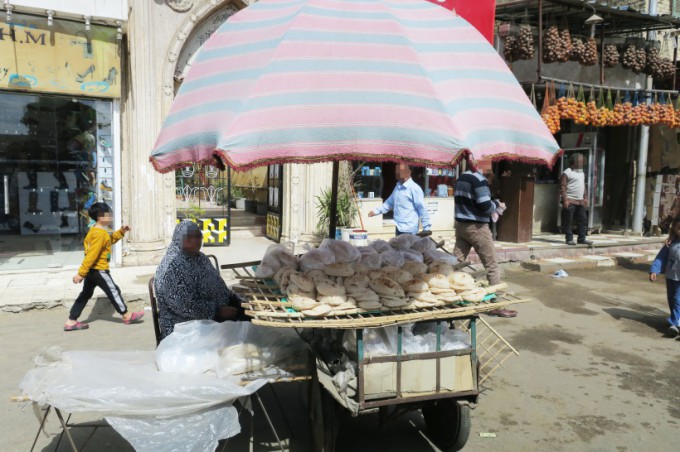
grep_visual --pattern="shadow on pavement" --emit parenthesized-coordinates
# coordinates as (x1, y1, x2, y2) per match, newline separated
(603, 307, 669, 335)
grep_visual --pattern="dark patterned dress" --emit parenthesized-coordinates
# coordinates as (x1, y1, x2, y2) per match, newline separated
(154, 221, 242, 339)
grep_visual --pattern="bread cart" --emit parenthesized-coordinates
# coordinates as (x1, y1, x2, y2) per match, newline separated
(223, 261, 526, 452)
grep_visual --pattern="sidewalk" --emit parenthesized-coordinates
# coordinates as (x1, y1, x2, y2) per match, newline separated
(0, 233, 663, 313)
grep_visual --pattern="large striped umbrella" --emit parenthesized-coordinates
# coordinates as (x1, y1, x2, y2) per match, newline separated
(149, 0, 560, 174)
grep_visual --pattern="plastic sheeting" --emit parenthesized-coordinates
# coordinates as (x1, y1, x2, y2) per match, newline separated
(19, 320, 309, 451)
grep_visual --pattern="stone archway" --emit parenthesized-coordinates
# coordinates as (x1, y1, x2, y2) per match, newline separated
(160, 0, 247, 116)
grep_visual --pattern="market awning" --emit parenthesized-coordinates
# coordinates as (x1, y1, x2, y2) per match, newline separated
(496, 0, 680, 36)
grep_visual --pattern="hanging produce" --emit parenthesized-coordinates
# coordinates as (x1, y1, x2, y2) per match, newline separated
(569, 37, 585, 62)
(645, 47, 661, 76)
(503, 35, 518, 62)
(543, 25, 563, 63)
(654, 58, 676, 81)
(673, 97, 680, 128)
(622, 45, 645, 73)
(540, 82, 560, 134)
(587, 89, 609, 128)
(516, 24, 535, 60)
(558, 29, 573, 63)
(660, 95, 676, 128)
(579, 38, 599, 66)
(603, 44, 620, 68)
(573, 85, 588, 125)
(611, 91, 628, 127)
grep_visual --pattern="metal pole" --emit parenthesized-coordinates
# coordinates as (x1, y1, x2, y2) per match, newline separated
(537, 0, 543, 83)
(632, 0, 657, 232)
(328, 161, 340, 239)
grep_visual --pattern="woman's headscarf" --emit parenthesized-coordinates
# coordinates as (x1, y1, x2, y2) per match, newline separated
(154, 221, 238, 339)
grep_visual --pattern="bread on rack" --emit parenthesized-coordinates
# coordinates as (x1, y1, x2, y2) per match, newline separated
(324, 262, 355, 277)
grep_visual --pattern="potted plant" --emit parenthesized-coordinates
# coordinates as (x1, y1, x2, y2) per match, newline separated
(230, 186, 246, 210)
(180, 203, 205, 222)
(315, 163, 359, 235)
(244, 174, 260, 213)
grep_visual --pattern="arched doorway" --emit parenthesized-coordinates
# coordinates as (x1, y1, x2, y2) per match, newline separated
(169, 2, 282, 243)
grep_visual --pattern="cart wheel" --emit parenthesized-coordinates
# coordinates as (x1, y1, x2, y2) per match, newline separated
(422, 399, 471, 452)
(308, 380, 339, 452)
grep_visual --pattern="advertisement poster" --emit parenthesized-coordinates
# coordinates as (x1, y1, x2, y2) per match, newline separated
(0, 13, 121, 98)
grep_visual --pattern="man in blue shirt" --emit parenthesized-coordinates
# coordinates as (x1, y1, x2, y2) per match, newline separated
(368, 164, 431, 235)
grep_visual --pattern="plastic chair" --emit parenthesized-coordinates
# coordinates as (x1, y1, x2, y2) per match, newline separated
(207, 254, 219, 270)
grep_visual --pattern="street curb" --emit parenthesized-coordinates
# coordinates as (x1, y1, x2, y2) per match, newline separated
(521, 249, 657, 274)
(0, 291, 150, 314)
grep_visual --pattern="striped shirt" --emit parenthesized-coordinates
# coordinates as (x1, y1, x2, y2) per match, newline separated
(454, 171, 497, 223)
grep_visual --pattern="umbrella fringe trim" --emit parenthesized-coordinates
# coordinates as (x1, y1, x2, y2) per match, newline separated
(149, 147, 562, 174)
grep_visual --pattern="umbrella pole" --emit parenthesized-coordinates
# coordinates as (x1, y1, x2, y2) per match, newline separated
(329, 161, 339, 239)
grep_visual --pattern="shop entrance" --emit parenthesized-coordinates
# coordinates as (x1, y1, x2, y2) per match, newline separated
(0, 91, 115, 270)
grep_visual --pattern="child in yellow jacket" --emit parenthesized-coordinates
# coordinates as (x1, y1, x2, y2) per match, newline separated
(64, 203, 144, 331)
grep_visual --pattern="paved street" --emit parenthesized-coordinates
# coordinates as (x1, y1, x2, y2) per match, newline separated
(3, 263, 679, 451)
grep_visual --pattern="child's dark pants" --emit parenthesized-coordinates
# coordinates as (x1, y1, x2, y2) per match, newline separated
(69, 270, 128, 320)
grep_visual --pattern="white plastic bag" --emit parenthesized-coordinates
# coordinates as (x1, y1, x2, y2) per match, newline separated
(388, 234, 419, 250)
(411, 236, 436, 253)
(380, 249, 405, 267)
(156, 320, 230, 374)
(255, 242, 298, 277)
(370, 239, 392, 253)
(319, 238, 361, 264)
(422, 249, 458, 265)
(400, 248, 424, 263)
(300, 247, 336, 271)
(357, 246, 378, 256)
(342, 327, 397, 358)
(360, 253, 382, 270)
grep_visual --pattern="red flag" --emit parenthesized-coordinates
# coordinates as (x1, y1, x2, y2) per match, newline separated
(425, 0, 496, 45)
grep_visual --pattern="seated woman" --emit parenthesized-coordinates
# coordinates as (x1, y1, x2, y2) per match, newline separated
(154, 221, 245, 340)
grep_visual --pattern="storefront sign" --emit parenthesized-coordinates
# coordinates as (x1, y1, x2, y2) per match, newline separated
(425, 200, 439, 218)
(0, 13, 121, 98)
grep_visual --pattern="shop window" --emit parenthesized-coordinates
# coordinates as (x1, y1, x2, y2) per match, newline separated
(0, 91, 114, 270)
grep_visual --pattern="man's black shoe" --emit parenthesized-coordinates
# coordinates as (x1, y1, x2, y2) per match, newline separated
(578, 240, 594, 245)
(566, 240, 576, 246)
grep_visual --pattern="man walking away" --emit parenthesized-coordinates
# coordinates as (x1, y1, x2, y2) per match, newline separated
(560, 154, 592, 246)
(453, 168, 516, 318)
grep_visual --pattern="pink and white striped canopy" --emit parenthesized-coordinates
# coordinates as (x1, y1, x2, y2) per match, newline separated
(150, 0, 560, 173)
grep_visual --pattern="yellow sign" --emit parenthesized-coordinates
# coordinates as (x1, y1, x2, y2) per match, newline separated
(0, 13, 121, 98)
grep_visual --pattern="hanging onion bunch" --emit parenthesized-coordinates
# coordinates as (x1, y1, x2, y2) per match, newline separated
(622, 45, 646, 73)
(516, 24, 535, 60)
(655, 58, 676, 81)
(579, 38, 599, 66)
(603, 44, 620, 68)
(569, 37, 585, 61)
(503, 35, 518, 62)
(558, 29, 572, 63)
(543, 26, 563, 63)
(645, 47, 661, 75)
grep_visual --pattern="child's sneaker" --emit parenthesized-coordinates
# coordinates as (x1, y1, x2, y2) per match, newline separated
(667, 325, 680, 337)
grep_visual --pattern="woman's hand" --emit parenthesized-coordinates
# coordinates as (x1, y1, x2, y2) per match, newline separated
(218, 306, 239, 319)
(649, 273, 657, 282)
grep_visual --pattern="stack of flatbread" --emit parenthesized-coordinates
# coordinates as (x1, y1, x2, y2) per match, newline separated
(369, 277, 411, 309)
(402, 278, 441, 308)
(449, 272, 485, 302)
(423, 273, 461, 303)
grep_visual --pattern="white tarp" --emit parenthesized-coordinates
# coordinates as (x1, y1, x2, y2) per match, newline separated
(19, 320, 310, 451)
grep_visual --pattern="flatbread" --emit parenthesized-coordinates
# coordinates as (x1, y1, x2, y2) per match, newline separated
(402, 261, 428, 276)
(303, 304, 332, 317)
(423, 273, 450, 290)
(344, 274, 370, 290)
(402, 278, 429, 293)
(316, 281, 346, 296)
(287, 283, 315, 299)
(318, 294, 347, 306)
(387, 269, 413, 285)
(459, 288, 486, 303)
(273, 267, 296, 289)
(358, 300, 382, 310)
(449, 272, 475, 288)
(381, 297, 412, 308)
(324, 262, 355, 277)
(408, 291, 439, 303)
(367, 270, 385, 280)
(289, 273, 315, 293)
(352, 290, 380, 302)
(369, 277, 405, 297)
(289, 294, 318, 311)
